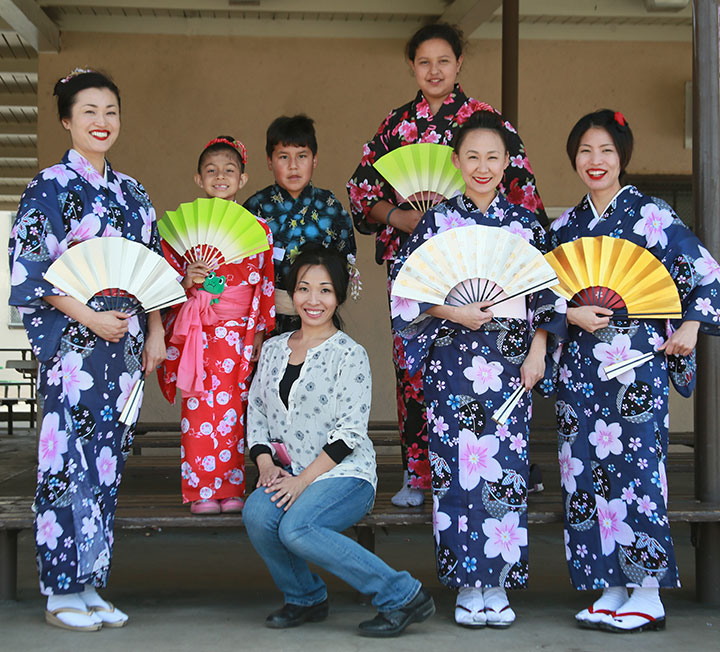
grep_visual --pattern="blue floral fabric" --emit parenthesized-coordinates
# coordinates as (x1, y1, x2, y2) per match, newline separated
(550, 185, 720, 590)
(391, 193, 565, 589)
(8, 149, 161, 595)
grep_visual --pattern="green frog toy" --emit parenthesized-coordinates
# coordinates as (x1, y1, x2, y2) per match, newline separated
(202, 271, 226, 305)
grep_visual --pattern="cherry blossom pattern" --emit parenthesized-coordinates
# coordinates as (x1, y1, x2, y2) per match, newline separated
(596, 495, 635, 556)
(433, 495, 452, 545)
(458, 429, 503, 491)
(37, 411, 67, 475)
(482, 511, 528, 564)
(588, 419, 623, 460)
(36, 510, 63, 550)
(592, 334, 643, 384)
(633, 202, 673, 248)
(558, 442, 584, 493)
(463, 355, 503, 395)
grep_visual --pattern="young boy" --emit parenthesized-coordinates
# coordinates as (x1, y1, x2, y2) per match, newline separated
(244, 115, 356, 333)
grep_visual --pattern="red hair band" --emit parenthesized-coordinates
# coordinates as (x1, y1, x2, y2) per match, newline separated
(204, 137, 247, 166)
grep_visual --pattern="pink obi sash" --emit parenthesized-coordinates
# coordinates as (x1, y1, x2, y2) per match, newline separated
(171, 284, 254, 397)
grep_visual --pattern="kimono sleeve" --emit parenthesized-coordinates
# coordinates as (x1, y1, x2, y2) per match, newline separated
(9, 183, 65, 308)
(389, 208, 446, 376)
(346, 109, 397, 235)
(256, 221, 276, 333)
(325, 190, 357, 258)
(246, 343, 274, 450)
(325, 344, 372, 450)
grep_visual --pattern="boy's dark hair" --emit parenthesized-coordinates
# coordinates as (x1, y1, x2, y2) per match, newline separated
(53, 70, 120, 121)
(452, 110, 508, 153)
(197, 135, 246, 173)
(405, 22, 466, 61)
(266, 115, 317, 157)
(286, 243, 348, 330)
(566, 109, 634, 174)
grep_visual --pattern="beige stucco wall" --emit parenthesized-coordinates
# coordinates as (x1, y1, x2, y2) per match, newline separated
(36, 32, 694, 429)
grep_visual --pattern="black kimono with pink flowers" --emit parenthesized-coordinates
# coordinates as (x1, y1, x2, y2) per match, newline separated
(347, 84, 546, 490)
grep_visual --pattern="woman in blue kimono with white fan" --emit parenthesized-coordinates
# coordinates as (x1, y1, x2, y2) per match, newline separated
(550, 109, 720, 633)
(391, 111, 565, 628)
(8, 70, 168, 631)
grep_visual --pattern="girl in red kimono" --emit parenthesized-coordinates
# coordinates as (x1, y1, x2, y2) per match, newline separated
(347, 23, 546, 507)
(158, 136, 275, 514)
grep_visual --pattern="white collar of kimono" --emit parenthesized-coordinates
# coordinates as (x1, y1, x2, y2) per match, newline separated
(587, 185, 632, 221)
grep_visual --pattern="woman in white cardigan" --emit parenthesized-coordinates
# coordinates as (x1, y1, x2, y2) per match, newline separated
(243, 244, 434, 637)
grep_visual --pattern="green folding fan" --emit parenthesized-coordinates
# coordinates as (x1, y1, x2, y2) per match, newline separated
(373, 143, 465, 212)
(159, 197, 270, 271)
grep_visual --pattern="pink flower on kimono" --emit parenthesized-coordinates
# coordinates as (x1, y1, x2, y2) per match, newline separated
(509, 154, 529, 170)
(96, 446, 118, 486)
(694, 246, 720, 285)
(420, 128, 440, 144)
(396, 120, 418, 142)
(36, 510, 63, 550)
(61, 351, 93, 406)
(116, 370, 141, 412)
(81, 516, 98, 538)
(659, 461, 669, 506)
(595, 495, 635, 556)
(458, 428, 502, 490)
(550, 209, 572, 231)
(463, 355, 503, 395)
(509, 434, 526, 453)
(432, 495, 451, 544)
(501, 220, 533, 242)
(139, 206, 155, 244)
(636, 494, 657, 516)
(588, 419, 623, 460)
(458, 514, 468, 533)
(564, 529, 571, 560)
(38, 412, 67, 474)
(46, 233, 68, 260)
(68, 149, 104, 189)
(101, 223, 122, 238)
(390, 294, 420, 322)
(360, 143, 375, 166)
(695, 297, 714, 316)
(633, 203, 673, 248)
(482, 511, 527, 564)
(67, 213, 102, 245)
(558, 442, 584, 493)
(42, 163, 77, 187)
(107, 176, 128, 207)
(592, 334, 642, 384)
(434, 209, 475, 233)
(559, 364, 572, 384)
(10, 261, 27, 286)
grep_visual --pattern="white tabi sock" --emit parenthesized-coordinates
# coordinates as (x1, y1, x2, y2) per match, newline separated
(80, 585, 129, 626)
(46, 592, 102, 630)
(391, 470, 424, 507)
(609, 587, 665, 631)
(575, 586, 628, 622)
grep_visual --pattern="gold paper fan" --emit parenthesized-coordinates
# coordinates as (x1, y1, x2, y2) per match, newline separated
(392, 225, 557, 312)
(44, 237, 186, 314)
(544, 236, 681, 318)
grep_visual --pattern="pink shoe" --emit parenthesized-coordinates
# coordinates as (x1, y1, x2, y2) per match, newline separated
(190, 499, 221, 515)
(220, 497, 245, 513)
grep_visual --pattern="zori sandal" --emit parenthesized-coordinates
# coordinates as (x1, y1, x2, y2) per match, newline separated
(603, 611, 666, 633)
(45, 607, 102, 632)
(90, 601, 128, 628)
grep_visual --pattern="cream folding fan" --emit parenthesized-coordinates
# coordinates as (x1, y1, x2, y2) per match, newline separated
(373, 143, 465, 212)
(159, 197, 269, 271)
(44, 238, 186, 314)
(391, 225, 558, 312)
(544, 236, 681, 319)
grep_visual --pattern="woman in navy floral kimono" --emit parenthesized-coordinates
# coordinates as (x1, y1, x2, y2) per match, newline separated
(551, 109, 720, 633)
(391, 112, 565, 628)
(8, 70, 166, 631)
(347, 23, 547, 507)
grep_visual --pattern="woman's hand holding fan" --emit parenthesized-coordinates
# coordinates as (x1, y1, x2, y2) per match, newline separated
(567, 305, 613, 333)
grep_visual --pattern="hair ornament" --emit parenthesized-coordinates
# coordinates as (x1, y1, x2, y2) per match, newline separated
(614, 111, 628, 128)
(347, 253, 362, 301)
(60, 67, 94, 84)
(204, 137, 247, 166)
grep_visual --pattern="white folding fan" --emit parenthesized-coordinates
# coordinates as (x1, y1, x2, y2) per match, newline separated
(159, 197, 270, 273)
(391, 225, 558, 314)
(373, 143, 465, 212)
(44, 237, 187, 314)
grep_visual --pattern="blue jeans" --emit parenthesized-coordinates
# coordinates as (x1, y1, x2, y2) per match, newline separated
(243, 477, 420, 611)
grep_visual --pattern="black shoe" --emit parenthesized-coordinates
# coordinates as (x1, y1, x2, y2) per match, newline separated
(358, 587, 435, 638)
(528, 464, 544, 493)
(265, 600, 329, 629)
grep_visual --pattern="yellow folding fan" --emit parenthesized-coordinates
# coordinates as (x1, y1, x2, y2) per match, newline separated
(44, 237, 187, 314)
(159, 197, 270, 271)
(544, 236, 681, 319)
(373, 143, 465, 212)
(391, 225, 558, 310)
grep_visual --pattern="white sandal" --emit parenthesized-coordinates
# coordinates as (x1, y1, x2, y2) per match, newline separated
(45, 607, 102, 632)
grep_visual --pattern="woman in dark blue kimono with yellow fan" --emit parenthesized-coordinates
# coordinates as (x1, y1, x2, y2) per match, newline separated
(391, 111, 565, 628)
(8, 70, 166, 631)
(549, 109, 720, 633)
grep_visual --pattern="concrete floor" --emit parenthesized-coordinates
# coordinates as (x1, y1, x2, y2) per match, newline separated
(1, 430, 718, 652)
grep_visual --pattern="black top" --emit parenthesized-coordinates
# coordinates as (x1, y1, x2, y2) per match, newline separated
(279, 361, 303, 408)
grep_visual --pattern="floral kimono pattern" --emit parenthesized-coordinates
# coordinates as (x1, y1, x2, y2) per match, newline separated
(244, 182, 356, 333)
(158, 241, 275, 503)
(8, 149, 162, 595)
(347, 84, 546, 490)
(550, 185, 720, 590)
(391, 193, 565, 588)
